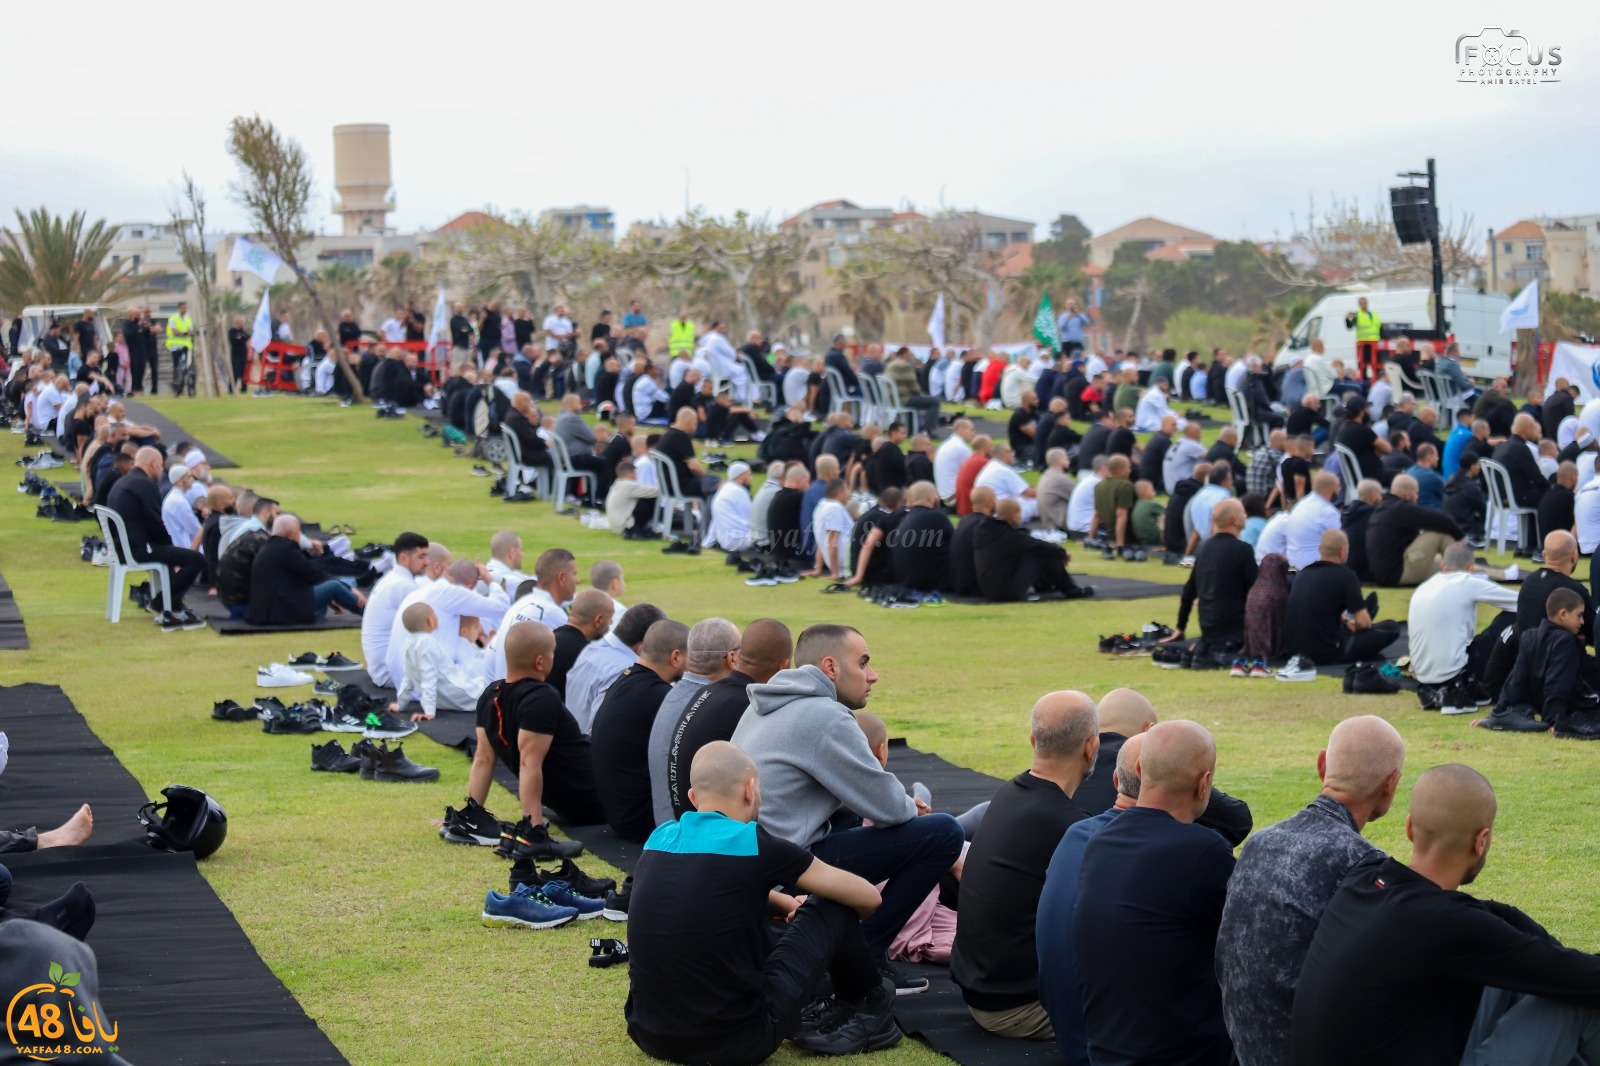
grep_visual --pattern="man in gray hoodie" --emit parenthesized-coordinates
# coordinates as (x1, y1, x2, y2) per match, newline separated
(731, 623, 964, 994)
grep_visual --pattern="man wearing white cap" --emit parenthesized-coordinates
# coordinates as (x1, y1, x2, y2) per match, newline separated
(705, 462, 754, 552)
(161, 463, 202, 549)
(181, 448, 211, 505)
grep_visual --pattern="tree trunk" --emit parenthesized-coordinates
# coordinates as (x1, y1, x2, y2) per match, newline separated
(1122, 293, 1143, 352)
(300, 275, 365, 402)
(1513, 327, 1540, 398)
(975, 304, 1002, 349)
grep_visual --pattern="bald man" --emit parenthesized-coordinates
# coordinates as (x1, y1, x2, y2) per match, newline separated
(1073, 721, 1235, 1065)
(1037, 732, 1145, 1065)
(247, 514, 366, 627)
(665, 619, 794, 819)
(546, 587, 613, 702)
(1217, 716, 1406, 1066)
(1070, 687, 1253, 846)
(1490, 412, 1550, 553)
(462, 621, 598, 856)
(952, 692, 1100, 1040)
(590, 620, 689, 843)
(625, 742, 898, 1062)
(388, 557, 500, 691)
(891, 480, 956, 594)
(949, 485, 997, 598)
(503, 391, 553, 499)
(105, 444, 206, 628)
(1282, 528, 1397, 668)
(1172, 497, 1257, 650)
(973, 497, 1092, 602)
(1367, 472, 1463, 586)
(1293, 765, 1600, 1066)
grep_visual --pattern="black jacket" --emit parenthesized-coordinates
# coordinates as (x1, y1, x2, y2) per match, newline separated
(972, 516, 1068, 602)
(217, 528, 268, 608)
(1341, 501, 1377, 581)
(1542, 389, 1576, 443)
(1489, 437, 1549, 509)
(1499, 619, 1587, 726)
(1164, 478, 1201, 555)
(1178, 532, 1257, 638)
(504, 409, 549, 465)
(247, 536, 324, 626)
(906, 451, 934, 485)
(949, 513, 985, 597)
(866, 443, 907, 493)
(1138, 432, 1172, 492)
(1365, 495, 1463, 586)
(105, 470, 169, 562)
(758, 418, 815, 465)
(1442, 470, 1487, 538)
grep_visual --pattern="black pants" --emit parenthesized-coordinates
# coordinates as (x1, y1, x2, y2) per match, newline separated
(1024, 555, 1081, 597)
(1339, 619, 1402, 663)
(905, 395, 941, 435)
(231, 351, 248, 387)
(628, 898, 877, 1066)
(630, 496, 657, 533)
(130, 348, 147, 392)
(143, 545, 205, 611)
(568, 453, 609, 502)
(146, 347, 160, 393)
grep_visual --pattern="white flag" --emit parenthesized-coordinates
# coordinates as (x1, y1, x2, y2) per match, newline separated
(228, 236, 286, 284)
(428, 285, 449, 345)
(1501, 279, 1540, 333)
(249, 289, 272, 352)
(927, 293, 946, 349)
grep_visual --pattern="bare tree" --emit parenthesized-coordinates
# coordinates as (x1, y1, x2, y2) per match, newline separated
(226, 114, 363, 400)
(1266, 195, 1480, 290)
(650, 211, 806, 334)
(167, 174, 225, 397)
(447, 213, 600, 316)
(855, 221, 1012, 347)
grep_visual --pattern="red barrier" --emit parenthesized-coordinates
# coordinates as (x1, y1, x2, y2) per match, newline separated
(246, 341, 308, 392)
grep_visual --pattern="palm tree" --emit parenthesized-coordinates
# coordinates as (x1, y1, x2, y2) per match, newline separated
(0, 208, 152, 308)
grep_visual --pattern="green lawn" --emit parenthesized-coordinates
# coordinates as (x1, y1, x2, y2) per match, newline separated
(0, 395, 1593, 1066)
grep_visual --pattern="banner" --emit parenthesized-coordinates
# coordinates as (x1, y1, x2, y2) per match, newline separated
(428, 285, 449, 345)
(1032, 294, 1059, 349)
(927, 293, 946, 349)
(228, 236, 286, 285)
(1545, 341, 1600, 403)
(1501, 279, 1540, 333)
(249, 290, 272, 352)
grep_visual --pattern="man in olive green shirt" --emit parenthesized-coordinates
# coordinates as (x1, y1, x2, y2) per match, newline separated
(1089, 454, 1137, 551)
(1111, 363, 1142, 415)
(1131, 480, 1165, 545)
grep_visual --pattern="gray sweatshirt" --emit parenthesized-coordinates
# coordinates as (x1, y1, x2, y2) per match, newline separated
(730, 664, 917, 847)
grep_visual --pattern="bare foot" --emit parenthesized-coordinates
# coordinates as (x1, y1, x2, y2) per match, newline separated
(38, 804, 92, 849)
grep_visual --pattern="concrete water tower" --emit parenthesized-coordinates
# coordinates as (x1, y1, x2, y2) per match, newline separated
(332, 123, 394, 235)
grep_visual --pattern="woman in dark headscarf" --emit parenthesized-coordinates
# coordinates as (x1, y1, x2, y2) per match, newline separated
(1242, 552, 1290, 663)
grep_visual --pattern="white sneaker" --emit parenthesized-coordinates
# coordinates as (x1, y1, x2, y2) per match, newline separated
(90, 547, 110, 567)
(1275, 655, 1318, 682)
(257, 663, 315, 688)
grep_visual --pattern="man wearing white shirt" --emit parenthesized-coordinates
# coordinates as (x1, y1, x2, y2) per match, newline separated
(1135, 379, 1183, 433)
(362, 533, 430, 687)
(379, 311, 406, 343)
(33, 375, 65, 433)
(55, 384, 82, 440)
(781, 355, 811, 411)
(702, 322, 752, 404)
(1223, 352, 1248, 395)
(1366, 377, 1394, 422)
(589, 559, 628, 633)
(314, 355, 337, 395)
(1185, 466, 1234, 552)
(1576, 480, 1600, 554)
(564, 603, 666, 732)
(706, 462, 754, 551)
(1067, 455, 1105, 535)
(485, 531, 531, 596)
(1083, 351, 1108, 381)
(483, 548, 579, 685)
(974, 444, 1038, 522)
(387, 560, 503, 691)
(1406, 541, 1520, 691)
(1254, 508, 1292, 562)
(1283, 472, 1343, 570)
(542, 304, 574, 352)
(934, 419, 975, 501)
(632, 369, 670, 421)
(667, 350, 711, 390)
(161, 464, 202, 548)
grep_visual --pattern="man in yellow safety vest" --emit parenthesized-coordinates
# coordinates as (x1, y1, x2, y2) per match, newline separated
(668, 312, 696, 357)
(1346, 296, 1381, 384)
(165, 302, 194, 395)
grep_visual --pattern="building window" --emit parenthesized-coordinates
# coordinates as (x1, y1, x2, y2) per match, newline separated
(985, 232, 1006, 249)
(804, 276, 816, 291)
(1526, 243, 1544, 261)
(826, 247, 844, 268)
(131, 255, 141, 272)
(1010, 231, 1028, 244)
(130, 229, 144, 239)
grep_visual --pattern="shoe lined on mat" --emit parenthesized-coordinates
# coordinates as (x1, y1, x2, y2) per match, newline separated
(318, 651, 361, 670)
(792, 977, 901, 1055)
(509, 819, 583, 862)
(876, 961, 929, 996)
(481, 885, 578, 930)
(313, 678, 342, 696)
(441, 798, 504, 846)
(362, 711, 416, 740)
(257, 663, 314, 688)
(261, 706, 322, 735)
(1472, 705, 1549, 733)
(311, 739, 362, 772)
(159, 609, 206, 632)
(287, 651, 320, 667)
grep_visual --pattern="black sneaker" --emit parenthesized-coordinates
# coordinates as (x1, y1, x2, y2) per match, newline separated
(211, 699, 256, 722)
(1553, 713, 1600, 740)
(313, 678, 342, 696)
(1345, 664, 1401, 695)
(320, 709, 367, 733)
(495, 816, 527, 858)
(372, 741, 440, 782)
(531, 857, 616, 899)
(319, 651, 361, 670)
(876, 961, 929, 996)
(262, 707, 322, 734)
(157, 610, 190, 633)
(254, 696, 288, 718)
(661, 539, 690, 554)
(792, 978, 901, 1055)
(362, 710, 416, 740)
(353, 738, 379, 780)
(510, 820, 584, 861)
(1477, 704, 1549, 733)
(311, 739, 361, 772)
(440, 798, 503, 846)
(287, 651, 320, 667)
(602, 875, 633, 921)
(1416, 684, 1443, 711)
(292, 699, 334, 723)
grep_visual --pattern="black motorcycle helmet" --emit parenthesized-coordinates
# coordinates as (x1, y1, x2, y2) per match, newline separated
(138, 785, 227, 860)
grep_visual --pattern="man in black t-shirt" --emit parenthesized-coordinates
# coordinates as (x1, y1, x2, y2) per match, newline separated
(1538, 461, 1577, 542)
(845, 489, 905, 590)
(658, 408, 718, 501)
(665, 619, 794, 818)
(1284, 530, 1397, 665)
(866, 424, 908, 493)
(626, 742, 897, 1063)
(949, 487, 994, 597)
(1336, 399, 1388, 482)
(470, 621, 604, 859)
(891, 482, 954, 592)
(1008, 393, 1038, 459)
(765, 467, 810, 569)
(952, 691, 1099, 1039)
(590, 620, 689, 843)
(547, 588, 613, 702)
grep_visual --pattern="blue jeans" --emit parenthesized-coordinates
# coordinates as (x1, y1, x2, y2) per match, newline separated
(313, 580, 361, 620)
(811, 813, 963, 960)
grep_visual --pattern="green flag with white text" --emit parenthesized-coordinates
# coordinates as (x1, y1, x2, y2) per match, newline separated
(1033, 294, 1059, 349)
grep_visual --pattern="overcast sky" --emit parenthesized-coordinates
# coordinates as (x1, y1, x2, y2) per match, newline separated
(4, 1, 1594, 244)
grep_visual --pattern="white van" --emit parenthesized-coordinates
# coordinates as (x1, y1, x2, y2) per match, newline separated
(16, 305, 118, 352)
(1273, 287, 1514, 381)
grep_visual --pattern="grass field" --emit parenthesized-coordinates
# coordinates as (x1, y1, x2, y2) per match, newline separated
(1, 394, 1596, 1066)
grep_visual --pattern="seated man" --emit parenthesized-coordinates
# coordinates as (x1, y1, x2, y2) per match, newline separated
(1282, 529, 1399, 667)
(484, 531, 531, 596)
(1170, 499, 1257, 650)
(1073, 721, 1236, 1066)
(805, 477, 854, 580)
(951, 691, 1100, 1040)
(664, 619, 794, 819)
(1407, 541, 1520, 707)
(465, 621, 599, 857)
(1216, 717, 1406, 1066)
(1476, 586, 1600, 737)
(1366, 474, 1463, 586)
(1066, 455, 1106, 537)
(483, 547, 578, 684)
(705, 461, 754, 552)
(764, 463, 811, 571)
(388, 559, 501, 690)
(731, 624, 965, 993)
(565, 603, 667, 732)
(503, 391, 554, 498)
(1292, 764, 1600, 1065)
(973, 443, 1038, 523)
(626, 742, 898, 1063)
(890, 481, 954, 594)
(647, 617, 741, 826)
(590, 620, 689, 843)
(160, 463, 203, 550)
(106, 445, 205, 630)
(394, 603, 486, 721)
(843, 488, 905, 590)
(247, 514, 366, 626)
(949, 486, 994, 598)
(974, 498, 1092, 602)
(1036, 448, 1076, 532)
(1088, 454, 1136, 556)
(360, 533, 432, 688)
(604, 458, 660, 539)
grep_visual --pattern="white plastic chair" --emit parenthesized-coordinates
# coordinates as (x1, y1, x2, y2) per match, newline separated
(872, 374, 915, 431)
(648, 449, 704, 545)
(824, 367, 861, 422)
(546, 435, 590, 513)
(500, 429, 551, 502)
(1479, 458, 1538, 554)
(93, 505, 171, 623)
(1332, 443, 1363, 509)
(1225, 387, 1266, 453)
(740, 354, 777, 409)
(856, 374, 885, 426)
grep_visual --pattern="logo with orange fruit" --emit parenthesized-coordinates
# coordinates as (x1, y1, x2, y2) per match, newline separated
(6, 961, 118, 1060)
